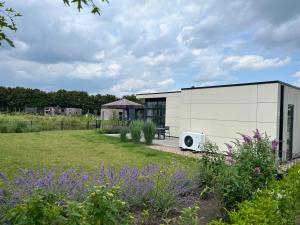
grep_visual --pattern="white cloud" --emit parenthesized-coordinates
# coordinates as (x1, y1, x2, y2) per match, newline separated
(0, 0, 299, 94)
(293, 71, 300, 78)
(158, 78, 175, 86)
(107, 63, 122, 77)
(223, 55, 290, 70)
(94, 51, 105, 60)
(109, 78, 153, 96)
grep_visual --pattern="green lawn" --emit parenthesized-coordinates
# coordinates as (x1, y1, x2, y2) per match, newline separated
(0, 130, 198, 178)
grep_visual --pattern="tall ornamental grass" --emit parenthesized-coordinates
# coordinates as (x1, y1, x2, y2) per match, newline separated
(120, 127, 129, 142)
(142, 121, 156, 145)
(129, 120, 143, 143)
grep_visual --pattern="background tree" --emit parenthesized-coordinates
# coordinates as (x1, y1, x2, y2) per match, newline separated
(0, 86, 143, 114)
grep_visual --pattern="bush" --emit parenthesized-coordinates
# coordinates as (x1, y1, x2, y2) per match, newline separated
(3, 186, 134, 225)
(130, 120, 143, 144)
(142, 121, 156, 145)
(210, 162, 300, 225)
(200, 130, 278, 214)
(84, 186, 134, 225)
(0, 165, 197, 221)
(120, 127, 129, 142)
(4, 191, 63, 225)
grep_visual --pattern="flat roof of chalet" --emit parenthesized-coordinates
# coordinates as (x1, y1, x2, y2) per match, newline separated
(136, 80, 300, 96)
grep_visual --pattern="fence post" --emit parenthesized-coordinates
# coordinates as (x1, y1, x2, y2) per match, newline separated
(87, 121, 89, 130)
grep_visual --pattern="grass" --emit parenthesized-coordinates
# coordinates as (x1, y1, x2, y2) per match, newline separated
(0, 130, 199, 178)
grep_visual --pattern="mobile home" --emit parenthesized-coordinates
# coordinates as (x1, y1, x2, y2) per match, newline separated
(136, 81, 300, 161)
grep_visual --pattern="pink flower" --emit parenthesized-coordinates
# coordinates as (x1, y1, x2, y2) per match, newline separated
(255, 167, 261, 173)
(225, 143, 234, 157)
(242, 134, 252, 144)
(271, 140, 278, 152)
(253, 129, 262, 141)
(226, 156, 236, 165)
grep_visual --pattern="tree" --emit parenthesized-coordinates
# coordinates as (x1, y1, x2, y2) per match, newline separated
(0, 1, 21, 47)
(0, 0, 108, 47)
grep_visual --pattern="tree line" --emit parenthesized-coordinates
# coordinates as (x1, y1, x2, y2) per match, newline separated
(0, 86, 141, 114)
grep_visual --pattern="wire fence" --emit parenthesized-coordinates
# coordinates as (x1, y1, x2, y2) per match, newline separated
(0, 119, 130, 133)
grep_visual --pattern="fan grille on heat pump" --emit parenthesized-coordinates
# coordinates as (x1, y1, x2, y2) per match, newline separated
(184, 135, 193, 147)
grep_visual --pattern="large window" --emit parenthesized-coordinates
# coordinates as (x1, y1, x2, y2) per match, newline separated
(286, 104, 294, 160)
(144, 98, 166, 127)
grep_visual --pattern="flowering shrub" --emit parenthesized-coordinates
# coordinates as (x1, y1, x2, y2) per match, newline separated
(84, 186, 134, 225)
(218, 130, 278, 211)
(210, 162, 300, 225)
(3, 186, 134, 225)
(0, 164, 197, 221)
(200, 130, 278, 214)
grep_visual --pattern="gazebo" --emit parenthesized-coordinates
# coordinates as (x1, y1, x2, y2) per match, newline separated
(101, 99, 143, 121)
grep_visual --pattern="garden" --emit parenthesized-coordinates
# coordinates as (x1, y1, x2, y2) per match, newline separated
(0, 123, 300, 224)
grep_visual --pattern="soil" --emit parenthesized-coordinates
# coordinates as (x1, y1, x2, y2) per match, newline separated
(133, 192, 221, 225)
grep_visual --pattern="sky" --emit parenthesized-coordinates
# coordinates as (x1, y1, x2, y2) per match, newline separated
(0, 0, 300, 96)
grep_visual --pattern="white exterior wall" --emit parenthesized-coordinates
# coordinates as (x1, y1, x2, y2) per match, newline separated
(179, 83, 279, 151)
(137, 83, 287, 152)
(281, 85, 300, 159)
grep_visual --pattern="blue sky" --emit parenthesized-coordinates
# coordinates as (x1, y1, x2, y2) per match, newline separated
(0, 0, 300, 96)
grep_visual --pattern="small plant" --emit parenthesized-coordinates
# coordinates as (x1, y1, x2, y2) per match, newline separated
(120, 127, 129, 142)
(85, 186, 134, 225)
(4, 186, 134, 225)
(142, 121, 156, 145)
(162, 205, 201, 225)
(130, 120, 143, 144)
(5, 191, 62, 225)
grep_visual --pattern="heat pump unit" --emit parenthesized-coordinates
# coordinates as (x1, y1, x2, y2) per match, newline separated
(180, 132, 205, 151)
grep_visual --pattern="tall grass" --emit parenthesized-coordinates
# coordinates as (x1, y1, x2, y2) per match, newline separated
(130, 120, 144, 143)
(120, 127, 129, 142)
(0, 114, 96, 133)
(143, 121, 156, 145)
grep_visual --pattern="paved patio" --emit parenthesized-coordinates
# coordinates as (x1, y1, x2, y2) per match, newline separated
(104, 134, 300, 164)
(105, 134, 202, 158)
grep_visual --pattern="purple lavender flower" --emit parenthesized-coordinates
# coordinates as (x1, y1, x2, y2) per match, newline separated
(0, 172, 6, 180)
(271, 140, 279, 152)
(253, 129, 262, 141)
(255, 167, 261, 173)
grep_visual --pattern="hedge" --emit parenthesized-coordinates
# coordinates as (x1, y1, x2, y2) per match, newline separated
(211, 162, 300, 225)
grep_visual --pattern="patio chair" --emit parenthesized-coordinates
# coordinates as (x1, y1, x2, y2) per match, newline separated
(165, 126, 170, 139)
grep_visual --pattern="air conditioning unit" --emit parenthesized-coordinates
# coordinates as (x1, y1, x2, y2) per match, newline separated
(180, 132, 205, 151)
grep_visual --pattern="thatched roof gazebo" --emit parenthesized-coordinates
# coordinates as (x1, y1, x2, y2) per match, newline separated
(101, 99, 143, 122)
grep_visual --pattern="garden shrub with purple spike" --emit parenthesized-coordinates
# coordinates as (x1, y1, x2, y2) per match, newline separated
(0, 164, 197, 223)
(200, 130, 278, 213)
(210, 162, 300, 225)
